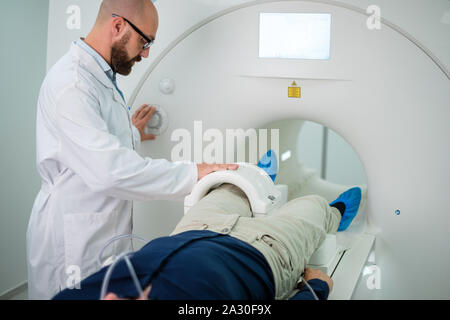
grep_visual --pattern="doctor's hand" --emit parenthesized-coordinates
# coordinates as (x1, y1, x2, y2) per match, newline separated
(132, 104, 157, 142)
(197, 163, 239, 181)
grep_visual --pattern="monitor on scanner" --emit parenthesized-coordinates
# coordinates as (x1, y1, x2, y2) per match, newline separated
(259, 13, 331, 60)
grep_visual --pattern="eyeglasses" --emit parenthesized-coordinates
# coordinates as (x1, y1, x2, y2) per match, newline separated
(112, 14, 154, 50)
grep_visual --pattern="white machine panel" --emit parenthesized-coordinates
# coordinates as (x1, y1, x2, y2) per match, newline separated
(184, 163, 286, 215)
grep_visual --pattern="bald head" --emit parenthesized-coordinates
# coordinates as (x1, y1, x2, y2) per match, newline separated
(84, 0, 158, 76)
(97, 0, 156, 25)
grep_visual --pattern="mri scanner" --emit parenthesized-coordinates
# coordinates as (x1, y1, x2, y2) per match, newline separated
(46, 0, 450, 299)
(183, 162, 370, 299)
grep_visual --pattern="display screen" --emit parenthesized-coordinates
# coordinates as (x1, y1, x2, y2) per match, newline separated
(259, 13, 331, 60)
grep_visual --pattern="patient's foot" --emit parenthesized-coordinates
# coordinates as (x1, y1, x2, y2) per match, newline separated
(330, 187, 362, 232)
(330, 202, 345, 216)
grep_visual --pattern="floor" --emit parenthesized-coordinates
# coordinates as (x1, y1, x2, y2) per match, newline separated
(7, 288, 28, 300)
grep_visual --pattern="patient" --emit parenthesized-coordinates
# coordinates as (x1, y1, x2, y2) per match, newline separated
(53, 184, 362, 300)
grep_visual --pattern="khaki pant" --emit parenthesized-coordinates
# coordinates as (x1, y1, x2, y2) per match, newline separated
(170, 184, 341, 300)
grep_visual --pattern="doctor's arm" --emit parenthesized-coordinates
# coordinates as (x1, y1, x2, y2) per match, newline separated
(54, 85, 210, 201)
(131, 104, 238, 179)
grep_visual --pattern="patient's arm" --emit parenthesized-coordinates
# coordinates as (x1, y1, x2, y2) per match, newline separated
(302, 268, 333, 292)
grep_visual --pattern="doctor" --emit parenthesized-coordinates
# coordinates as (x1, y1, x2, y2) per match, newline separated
(27, 0, 238, 299)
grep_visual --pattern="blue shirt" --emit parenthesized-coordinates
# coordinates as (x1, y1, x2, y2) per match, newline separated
(75, 38, 126, 104)
(53, 230, 329, 300)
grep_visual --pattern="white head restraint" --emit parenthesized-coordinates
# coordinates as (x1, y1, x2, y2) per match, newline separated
(184, 163, 287, 215)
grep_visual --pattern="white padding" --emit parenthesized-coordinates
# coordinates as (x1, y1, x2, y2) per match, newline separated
(184, 163, 286, 215)
(308, 234, 337, 266)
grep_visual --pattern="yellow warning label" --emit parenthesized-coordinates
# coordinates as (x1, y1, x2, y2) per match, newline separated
(288, 81, 301, 98)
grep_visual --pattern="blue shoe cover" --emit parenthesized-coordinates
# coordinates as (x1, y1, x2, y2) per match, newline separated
(330, 187, 362, 232)
(257, 149, 278, 182)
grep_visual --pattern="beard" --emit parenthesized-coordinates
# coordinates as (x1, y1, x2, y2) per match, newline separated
(111, 31, 142, 76)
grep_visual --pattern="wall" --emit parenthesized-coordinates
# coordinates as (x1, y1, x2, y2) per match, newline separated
(0, 0, 49, 296)
(46, 0, 101, 71)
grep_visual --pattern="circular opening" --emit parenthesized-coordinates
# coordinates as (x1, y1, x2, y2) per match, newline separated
(256, 118, 369, 234)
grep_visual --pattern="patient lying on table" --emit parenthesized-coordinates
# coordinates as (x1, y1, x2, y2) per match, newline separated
(53, 183, 362, 300)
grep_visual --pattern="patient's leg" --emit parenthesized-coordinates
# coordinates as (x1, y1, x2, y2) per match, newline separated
(171, 183, 341, 299)
(272, 195, 341, 235)
(236, 195, 341, 299)
(171, 181, 339, 254)
(187, 183, 252, 217)
(207, 187, 341, 299)
(170, 183, 252, 236)
(266, 195, 341, 272)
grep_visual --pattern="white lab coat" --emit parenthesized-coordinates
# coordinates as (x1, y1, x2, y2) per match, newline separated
(26, 42, 198, 299)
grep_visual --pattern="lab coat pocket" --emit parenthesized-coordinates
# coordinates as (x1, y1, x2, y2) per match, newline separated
(63, 210, 125, 281)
